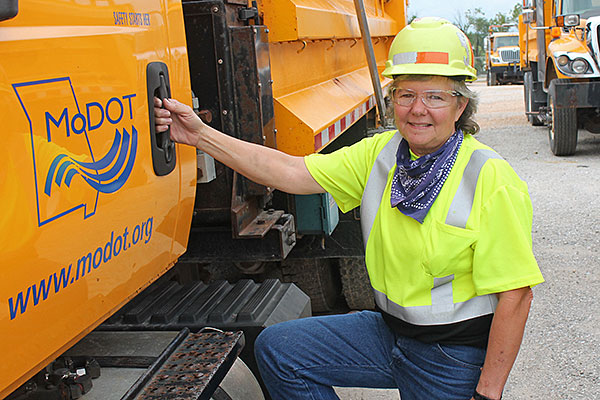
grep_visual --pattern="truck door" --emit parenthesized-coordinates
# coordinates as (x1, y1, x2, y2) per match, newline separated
(0, 0, 196, 397)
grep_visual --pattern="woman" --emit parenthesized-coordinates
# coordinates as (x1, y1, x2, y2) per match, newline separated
(155, 17, 544, 400)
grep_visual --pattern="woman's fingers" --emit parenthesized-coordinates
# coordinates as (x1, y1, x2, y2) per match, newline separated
(154, 116, 172, 126)
(163, 98, 191, 115)
(154, 106, 171, 118)
(153, 98, 173, 133)
(156, 124, 169, 133)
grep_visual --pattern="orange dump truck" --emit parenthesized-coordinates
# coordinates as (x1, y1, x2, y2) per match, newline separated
(1, 0, 406, 398)
(520, 0, 600, 155)
(485, 27, 523, 85)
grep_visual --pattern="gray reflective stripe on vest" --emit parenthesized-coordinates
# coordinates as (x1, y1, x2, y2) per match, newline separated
(361, 141, 503, 325)
(374, 287, 498, 325)
(360, 132, 402, 248)
(445, 149, 503, 228)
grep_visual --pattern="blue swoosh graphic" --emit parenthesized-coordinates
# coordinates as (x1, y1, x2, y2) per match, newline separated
(45, 126, 137, 196)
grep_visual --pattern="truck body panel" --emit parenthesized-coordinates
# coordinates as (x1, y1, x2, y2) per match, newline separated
(2, 0, 406, 396)
(1, 0, 197, 396)
(254, 0, 404, 155)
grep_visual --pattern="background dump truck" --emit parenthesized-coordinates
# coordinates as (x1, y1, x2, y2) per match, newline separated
(520, 0, 600, 155)
(1, 0, 406, 399)
(485, 27, 524, 86)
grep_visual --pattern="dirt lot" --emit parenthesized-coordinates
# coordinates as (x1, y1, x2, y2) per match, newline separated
(336, 80, 600, 399)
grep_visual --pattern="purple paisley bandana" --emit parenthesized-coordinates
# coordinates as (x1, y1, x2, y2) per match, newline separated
(390, 130, 463, 223)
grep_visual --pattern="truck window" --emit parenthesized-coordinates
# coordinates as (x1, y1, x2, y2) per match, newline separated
(493, 36, 519, 50)
(562, 0, 600, 17)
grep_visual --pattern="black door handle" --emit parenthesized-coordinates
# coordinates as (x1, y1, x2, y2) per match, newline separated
(0, 0, 18, 22)
(157, 72, 175, 164)
(147, 62, 176, 176)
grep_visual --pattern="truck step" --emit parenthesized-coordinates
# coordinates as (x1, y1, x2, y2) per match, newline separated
(133, 330, 243, 400)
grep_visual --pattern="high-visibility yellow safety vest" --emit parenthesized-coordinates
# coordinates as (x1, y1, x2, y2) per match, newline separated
(305, 131, 544, 326)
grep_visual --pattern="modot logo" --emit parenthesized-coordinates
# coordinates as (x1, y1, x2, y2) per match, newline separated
(13, 77, 138, 227)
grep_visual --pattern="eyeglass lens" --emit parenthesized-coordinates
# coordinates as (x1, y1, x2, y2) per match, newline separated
(393, 89, 457, 108)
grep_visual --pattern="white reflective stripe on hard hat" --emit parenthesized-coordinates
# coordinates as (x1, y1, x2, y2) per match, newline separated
(360, 132, 401, 248)
(445, 149, 503, 229)
(393, 52, 418, 65)
(393, 52, 450, 66)
(373, 287, 498, 325)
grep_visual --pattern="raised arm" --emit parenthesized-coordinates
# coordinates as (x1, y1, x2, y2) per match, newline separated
(155, 98, 325, 195)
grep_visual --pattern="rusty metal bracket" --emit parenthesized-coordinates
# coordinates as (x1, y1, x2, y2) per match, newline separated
(236, 209, 296, 259)
(271, 213, 296, 259)
(238, 209, 284, 238)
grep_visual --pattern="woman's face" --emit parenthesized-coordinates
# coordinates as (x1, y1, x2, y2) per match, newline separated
(393, 76, 468, 157)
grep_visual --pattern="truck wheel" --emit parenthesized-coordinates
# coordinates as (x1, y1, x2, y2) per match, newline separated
(523, 71, 543, 126)
(548, 89, 578, 156)
(278, 258, 341, 313)
(338, 257, 375, 310)
(486, 70, 492, 86)
(211, 358, 265, 400)
(490, 72, 498, 86)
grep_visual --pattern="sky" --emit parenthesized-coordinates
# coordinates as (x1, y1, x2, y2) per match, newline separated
(407, 0, 520, 22)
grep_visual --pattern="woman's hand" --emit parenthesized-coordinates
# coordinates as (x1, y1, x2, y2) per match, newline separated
(154, 97, 205, 148)
(154, 97, 323, 195)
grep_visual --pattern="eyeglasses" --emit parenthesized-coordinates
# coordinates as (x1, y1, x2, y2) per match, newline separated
(391, 88, 461, 109)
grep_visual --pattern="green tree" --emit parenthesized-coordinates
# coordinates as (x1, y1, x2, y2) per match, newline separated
(510, 3, 523, 21)
(454, 3, 522, 75)
(462, 8, 489, 73)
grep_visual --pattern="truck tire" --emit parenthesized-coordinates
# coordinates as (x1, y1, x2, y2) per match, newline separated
(211, 358, 265, 400)
(278, 258, 341, 313)
(338, 257, 375, 310)
(548, 86, 578, 156)
(489, 71, 498, 86)
(523, 71, 544, 126)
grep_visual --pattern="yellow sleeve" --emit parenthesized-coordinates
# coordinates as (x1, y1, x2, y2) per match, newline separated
(472, 181, 544, 294)
(304, 132, 395, 213)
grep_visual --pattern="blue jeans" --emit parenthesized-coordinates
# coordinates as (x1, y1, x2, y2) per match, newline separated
(254, 311, 486, 400)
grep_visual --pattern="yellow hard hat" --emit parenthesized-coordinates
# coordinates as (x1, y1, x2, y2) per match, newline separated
(382, 17, 477, 81)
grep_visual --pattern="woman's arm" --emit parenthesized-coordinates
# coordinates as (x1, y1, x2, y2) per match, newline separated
(155, 97, 325, 195)
(472, 286, 533, 400)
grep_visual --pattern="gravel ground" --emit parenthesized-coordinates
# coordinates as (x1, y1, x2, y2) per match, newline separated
(475, 81, 600, 399)
(336, 80, 600, 399)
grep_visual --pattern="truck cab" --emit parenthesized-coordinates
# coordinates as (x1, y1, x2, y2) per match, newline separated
(0, 1, 309, 398)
